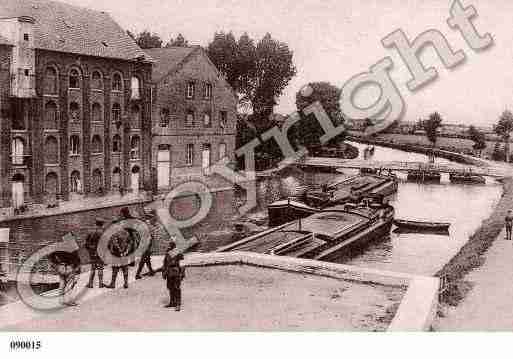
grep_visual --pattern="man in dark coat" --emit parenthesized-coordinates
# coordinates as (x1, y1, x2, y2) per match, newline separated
(162, 242, 185, 310)
(85, 218, 106, 288)
(135, 207, 156, 279)
(106, 229, 131, 289)
(106, 207, 138, 289)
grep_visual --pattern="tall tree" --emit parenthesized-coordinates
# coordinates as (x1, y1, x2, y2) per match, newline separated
(468, 125, 486, 157)
(422, 112, 443, 146)
(207, 32, 296, 117)
(293, 82, 344, 150)
(495, 110, 513, 162)
(207, 32, 238, 88)
(134, 30, 163, 49)
(235, 33, 257, 111)
(252, 33, 296, 117)
(165, 33, 189, 47)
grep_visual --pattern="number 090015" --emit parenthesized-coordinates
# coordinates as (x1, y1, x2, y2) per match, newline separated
(9, 340, 41, 350)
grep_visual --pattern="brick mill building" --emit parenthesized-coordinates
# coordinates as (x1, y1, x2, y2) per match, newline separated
(145, 47, 237, 192)
(0, 0, 153, 215)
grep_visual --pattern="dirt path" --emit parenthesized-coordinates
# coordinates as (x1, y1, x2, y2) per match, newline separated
(1, 265, 403, 331)
(436, 227, 513, 330)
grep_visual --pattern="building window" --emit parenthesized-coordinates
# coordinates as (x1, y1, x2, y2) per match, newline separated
(112, 103, 121, 124)
(70, 171, 81, 193)
(44, 67, 58, 94)
(23, 33, 29, 41)
(112, 73, 122, 91)
(204, 83, 212, 99)
(185, 110, 194, 127)
(202, 144, 211, 175)
(130, 136, 140, 159)
(112, 167, 121, 189)
(220, 111, 227, 128)
(91, 135, 103, 154)
(112, 135, 122, 153)
(131, 76, 141, 99)
(44, 101, 58, 130)
(69, 68, 80, 89)
(186, 82, 195, 99)
(44, 136, 59, 164)
(203, 112, 211, 127)
(219, 143, 227, 160)
(11, 137, 25, 165)
(12, 103, 27, 130)
(91, 102, 102, 123)
(69, 135, 80, 155)
(160, 108, 170, 127)
(131, 104, 141, 129)
(69, 102, 80, 122)
(91, 71, 103, 90)
(186, 144, 194, 166)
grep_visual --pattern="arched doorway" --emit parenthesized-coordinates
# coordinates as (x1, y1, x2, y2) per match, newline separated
(131, 166, 140, 195)
(92, 169, 103, 194)
(70, 171, 81, 193)
(11, 173, 25, 209)
(45, 172, 58, 204)
(112, 167, 121, 192)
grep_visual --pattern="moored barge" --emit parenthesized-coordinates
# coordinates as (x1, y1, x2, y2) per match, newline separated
(268, 173, 398, 226)
(219, 196, 394, 262)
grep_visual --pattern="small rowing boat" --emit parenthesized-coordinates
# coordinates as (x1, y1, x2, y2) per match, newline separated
(393, 219, 450, 232)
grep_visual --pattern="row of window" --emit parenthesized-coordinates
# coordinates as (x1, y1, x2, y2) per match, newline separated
(186, 82, 212, 100)
(183, 142, 227, 166)
(159, 108, 227, 128)
(10, 135, 141, 165)
(43, 67, 141, 98)
(36, 166, 138, 195)
(43, 101, 140, 129)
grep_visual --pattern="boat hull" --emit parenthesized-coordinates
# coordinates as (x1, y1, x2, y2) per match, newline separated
(308, 214, 394, 262)
(393, 219, 450, 231)
(268, 201, 318, 227)
(270, 175, 398, 226)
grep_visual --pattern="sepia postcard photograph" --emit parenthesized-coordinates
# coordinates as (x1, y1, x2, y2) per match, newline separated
(0, 0, 512, 356)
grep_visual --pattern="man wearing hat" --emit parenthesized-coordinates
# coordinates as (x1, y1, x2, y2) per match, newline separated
(162, 241, 185, 310)
(505, 209, 513, 241)
(135, 207, 157, 279)
(85, 218, 106, 288)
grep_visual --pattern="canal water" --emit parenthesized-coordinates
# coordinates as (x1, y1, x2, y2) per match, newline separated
(344, 142, 501, 275)
(254, 142, 502, 276)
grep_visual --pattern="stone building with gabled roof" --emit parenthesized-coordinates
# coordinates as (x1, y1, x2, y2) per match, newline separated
(0, 0, 153, 214)
(145, 46, 237, 192)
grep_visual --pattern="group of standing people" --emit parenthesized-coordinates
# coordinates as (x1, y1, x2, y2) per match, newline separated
(51, 206, 185, 310)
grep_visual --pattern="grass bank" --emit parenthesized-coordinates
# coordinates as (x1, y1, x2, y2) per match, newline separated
(435, 177, 513, 306)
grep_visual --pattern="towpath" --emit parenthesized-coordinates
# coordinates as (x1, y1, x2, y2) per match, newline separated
(436, 227, 513, 330)
(436, 159, 513, 330)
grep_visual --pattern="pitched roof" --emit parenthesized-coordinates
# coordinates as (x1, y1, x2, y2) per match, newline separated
(0, 0, 151, 61)
(0, 34, 12, 46)
(144, 46, 197, 82)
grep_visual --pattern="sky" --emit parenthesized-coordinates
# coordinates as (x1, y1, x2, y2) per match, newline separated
(64, 0, 513, 127)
